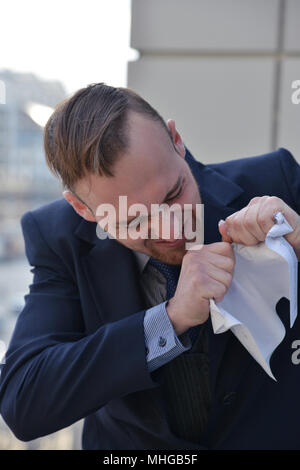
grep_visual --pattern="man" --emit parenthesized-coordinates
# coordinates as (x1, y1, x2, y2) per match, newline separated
(0, 83, 299, 449)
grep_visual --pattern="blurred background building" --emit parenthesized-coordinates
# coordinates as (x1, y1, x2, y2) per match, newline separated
(0, 0, 299, 450)
(0, 70, 65, 259)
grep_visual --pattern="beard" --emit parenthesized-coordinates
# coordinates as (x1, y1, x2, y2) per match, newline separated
(144, 206, 201, 265)
(145, 239, 187, 265)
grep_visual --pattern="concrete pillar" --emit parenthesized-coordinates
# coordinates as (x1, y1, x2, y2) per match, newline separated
(128, 0, 300, 163)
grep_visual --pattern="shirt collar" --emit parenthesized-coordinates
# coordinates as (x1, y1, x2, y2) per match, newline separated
(133, 250, 150, 273)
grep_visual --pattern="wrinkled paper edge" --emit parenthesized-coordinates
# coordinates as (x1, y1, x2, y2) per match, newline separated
(210, 212, 298, 381)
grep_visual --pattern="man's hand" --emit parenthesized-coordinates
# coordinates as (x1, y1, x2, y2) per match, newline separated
(218, 196, 300, 260)
(166, 242, 235, 336)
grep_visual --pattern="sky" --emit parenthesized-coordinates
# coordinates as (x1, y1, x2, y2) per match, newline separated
(0, 0, 136, 94)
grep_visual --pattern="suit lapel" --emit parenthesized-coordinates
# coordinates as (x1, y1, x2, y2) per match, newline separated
(75, 220, 146, 325)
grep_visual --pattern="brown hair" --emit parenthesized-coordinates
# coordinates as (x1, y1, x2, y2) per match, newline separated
(44, 83, 171, 190)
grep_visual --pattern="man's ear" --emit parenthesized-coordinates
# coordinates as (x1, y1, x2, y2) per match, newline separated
(167, 119, 186, 158)
(63, 190, 96, 222)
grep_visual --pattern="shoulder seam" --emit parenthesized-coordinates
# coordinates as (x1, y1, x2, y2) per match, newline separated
(23, 211, 75, 282)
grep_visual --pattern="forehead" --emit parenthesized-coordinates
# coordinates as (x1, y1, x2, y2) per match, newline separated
(78, 112, 183, 209)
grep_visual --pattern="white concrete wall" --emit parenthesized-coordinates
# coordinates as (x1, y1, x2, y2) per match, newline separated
(128, 0, 300, 164)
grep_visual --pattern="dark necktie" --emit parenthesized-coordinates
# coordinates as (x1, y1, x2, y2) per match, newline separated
(147, 257, 201, 344)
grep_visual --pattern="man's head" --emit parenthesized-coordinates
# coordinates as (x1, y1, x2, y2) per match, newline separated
(44, 83, 201, 264)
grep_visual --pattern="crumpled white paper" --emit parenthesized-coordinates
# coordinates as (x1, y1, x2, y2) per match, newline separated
(210, 212, 298, 380)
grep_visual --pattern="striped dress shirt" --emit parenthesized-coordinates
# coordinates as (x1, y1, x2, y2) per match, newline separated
(133, 251, 192, 373)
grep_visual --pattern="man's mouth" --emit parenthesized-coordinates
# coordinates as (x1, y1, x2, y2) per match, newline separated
(154, 236, 187, 248)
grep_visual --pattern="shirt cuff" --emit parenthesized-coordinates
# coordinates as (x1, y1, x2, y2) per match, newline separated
(143, 300, 192, 373)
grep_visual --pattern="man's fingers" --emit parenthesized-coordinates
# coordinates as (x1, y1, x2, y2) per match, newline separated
(207, 241, 234, 258)
(247, 196, 265, 206)
(242, 201, 266, 242)
(218, 220, 233, 243)
(226, 210, 259, 244)
(205, 265, 233, 290)
(206, 251, 235, 273)
(186, 241, 234, 258)
(225, 196, 273, 245)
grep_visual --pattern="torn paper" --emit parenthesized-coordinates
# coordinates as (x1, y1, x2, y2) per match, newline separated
(210, 212, 298, 380)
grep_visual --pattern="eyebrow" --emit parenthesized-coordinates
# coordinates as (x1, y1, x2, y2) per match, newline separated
(116, 175, 184, 227)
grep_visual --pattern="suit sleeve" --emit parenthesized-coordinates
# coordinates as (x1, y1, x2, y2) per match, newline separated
(144, 301, 192, 372)
(0, 211, 159, 441)
(278, 147, 300, 215)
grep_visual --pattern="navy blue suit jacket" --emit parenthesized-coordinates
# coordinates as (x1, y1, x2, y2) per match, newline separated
(0, 147, 300, 450)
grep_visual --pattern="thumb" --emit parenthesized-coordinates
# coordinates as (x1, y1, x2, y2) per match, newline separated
(218, 220, 232, 243)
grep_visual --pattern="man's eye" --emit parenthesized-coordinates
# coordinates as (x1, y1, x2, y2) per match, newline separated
(166, 187, 183, 203)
